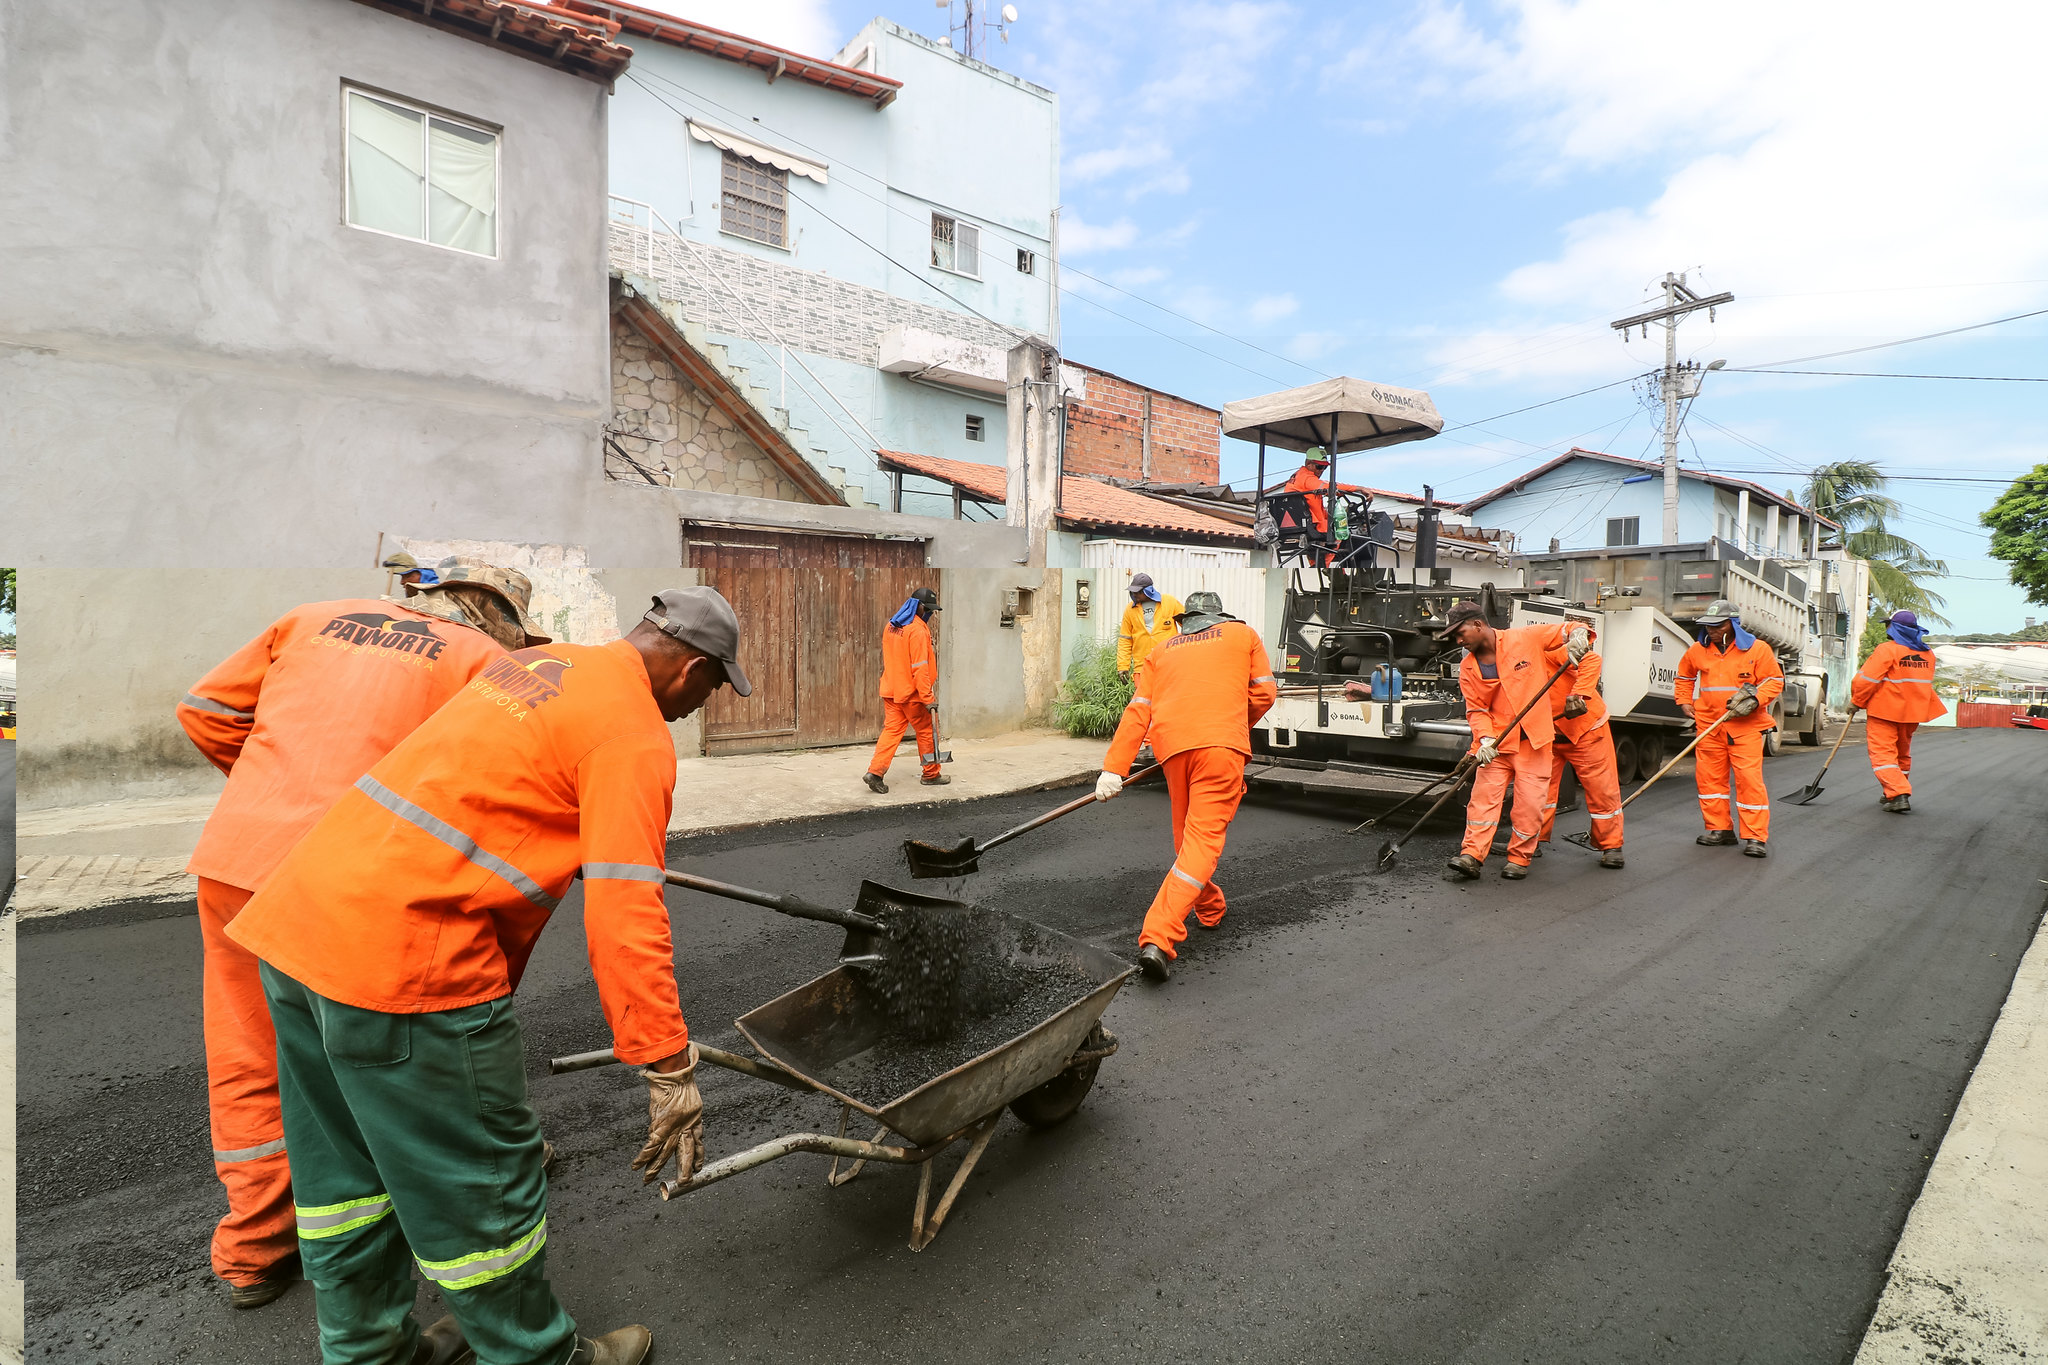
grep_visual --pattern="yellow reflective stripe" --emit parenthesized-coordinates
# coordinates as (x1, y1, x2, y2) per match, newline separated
(415, 1217, 548, 1291)
(296, 1193, 393, 1239)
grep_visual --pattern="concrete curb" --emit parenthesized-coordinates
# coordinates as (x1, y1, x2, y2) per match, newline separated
(1853, 885, 2048, 1363)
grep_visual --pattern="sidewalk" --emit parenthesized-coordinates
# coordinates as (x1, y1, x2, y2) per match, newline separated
(1854, 893, 2048, 1362)
(8, 728, 1106, 917)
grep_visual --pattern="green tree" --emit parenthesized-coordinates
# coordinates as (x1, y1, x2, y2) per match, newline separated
(1981, 462, 2048, 607)
(1857, 611, 1889, 664)
(0, 566, 14, 618)
(1052, 637, 1134, 739)
(1804, 460, 1950, 624)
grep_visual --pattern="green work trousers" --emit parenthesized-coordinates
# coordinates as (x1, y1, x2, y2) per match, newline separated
(261, 963, 577, 1365)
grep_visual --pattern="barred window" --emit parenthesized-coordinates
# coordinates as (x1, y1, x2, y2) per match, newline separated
(721, 150, 787, 247)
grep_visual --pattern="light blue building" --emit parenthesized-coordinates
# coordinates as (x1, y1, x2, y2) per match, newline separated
(597, 9, 1059, 513)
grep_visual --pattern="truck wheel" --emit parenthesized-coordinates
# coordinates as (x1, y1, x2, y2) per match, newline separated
(1614, 732, 1642, 785)
(1763, 727, 1782, 756)
(1638, 730, 1665, 777)
(1800, 702, 1826, 746)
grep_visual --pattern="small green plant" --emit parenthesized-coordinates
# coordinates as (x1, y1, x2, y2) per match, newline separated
(1053, 637, 1134, 739)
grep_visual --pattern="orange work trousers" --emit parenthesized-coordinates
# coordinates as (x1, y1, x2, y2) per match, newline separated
(867, 698, 940, 780)
(198, 877, 297, 1285)
(1137, 748, 1246, 958)
(1461, 742, 1552, 866)
(1693, 725, 1769, 841)
(1866, 717, 1919, 798)
(1541, 726, 1624, 850)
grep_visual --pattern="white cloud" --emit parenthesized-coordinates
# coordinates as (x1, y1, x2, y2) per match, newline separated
(1067, 141, 1174, 183)
(1285, 330, 1344, 362)
(1248, 293, 1299, 325)
(1059, 213, 1141, 254)
(629, 0, 840, 59)
(1398, 0, 2048, 383)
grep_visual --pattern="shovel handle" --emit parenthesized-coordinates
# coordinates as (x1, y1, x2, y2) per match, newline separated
(973, 763, 1165, 857)
(662, 870, 882, 934)
(1386, 765, 1478, 857)
(1617, 710, 1733, 811)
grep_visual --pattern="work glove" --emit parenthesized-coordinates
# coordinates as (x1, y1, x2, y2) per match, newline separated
(1727, 683, 1761, 717)
(631, 1044, 705, 1187)
(1475, 737, 1499, 767)
(1566, 627, 1592, 663)
(1094, 770, 1124, 801)
(1563, 694, 1589, 719)
(1342, 680, 1372, 701)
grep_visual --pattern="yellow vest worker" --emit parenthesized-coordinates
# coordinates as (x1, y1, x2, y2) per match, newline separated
(1116, 573, 1183, 678)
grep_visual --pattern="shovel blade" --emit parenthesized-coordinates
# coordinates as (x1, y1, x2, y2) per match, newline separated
(1374, 840, 1399, 873)
(1562, 831, 1595, 850)
(901, 836, 979, 880)
(1782, 782, 1824, 806)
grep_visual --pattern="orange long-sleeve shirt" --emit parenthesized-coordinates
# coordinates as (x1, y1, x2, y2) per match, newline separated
(177, 598, 506, 893)
(1675, 633, 1784, 733)
(1851, 640, 1947, 722)
(1543, 633, 1610, 744)
(1458, 623, 1576, 754)
(227, 638, 689, 1065)
(1104, 620, 1277, 774)
(880, 616, 937, 705)
(1280, 465, 1331, 533)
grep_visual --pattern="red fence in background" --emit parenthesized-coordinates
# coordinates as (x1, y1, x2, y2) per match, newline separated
(1956, 702, 2023, 728)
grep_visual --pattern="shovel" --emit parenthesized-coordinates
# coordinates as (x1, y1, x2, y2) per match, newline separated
(903, 763, 1164, 878)
(1562, 710, 1733, 849)
(1350, 754, 1476, 834)
(1374, 657, 1574, 872)
(931, 706, 953, 765)
(1782, 708, 1857, 806)
(660, 869, 888, 966)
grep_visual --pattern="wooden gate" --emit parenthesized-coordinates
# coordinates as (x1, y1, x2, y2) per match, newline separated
(687, 529, 929, 755)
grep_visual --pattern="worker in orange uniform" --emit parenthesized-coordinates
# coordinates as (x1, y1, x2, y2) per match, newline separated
(1674, 599, 1785, 857)
(1116, 573, 1183, 680)
(1536, 619, 1626, 869)
(1092, 591, 1277, 981)
(1850, 608, 1946, 812)
(865, 587, 945, 794)
(175, 565, 531, 1311)
(226, 587, 749, 1365)
(1440, 602, 1590, 882)
(1277, 448, 1333, 534)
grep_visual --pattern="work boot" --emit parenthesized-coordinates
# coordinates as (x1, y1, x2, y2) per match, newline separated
(920, 773, 952, 786)
(1137, 945, 1171, 982)
(1442, 853, 1483, 882)
(568, 1326, 652, 1365)
(1881, 794, 1910, 814)
(227, 1252, 300, 1311)
(863, 772, 887, 794)
(1696, 829, 1737, 847)
(1742, 840, 1769, 858)
(1531, 845, 1544, 858)
(413, 1316, 474, 1365)
(1599, 848, 1625, 870)
(1501, 861, 1529, 880)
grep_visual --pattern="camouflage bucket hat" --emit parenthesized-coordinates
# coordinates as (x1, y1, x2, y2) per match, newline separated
(410, 559, 551, 647)
(1174, 590, 1236, 633)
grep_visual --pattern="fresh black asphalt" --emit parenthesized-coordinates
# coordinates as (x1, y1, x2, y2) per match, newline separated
(19, 727, 2048, 1362)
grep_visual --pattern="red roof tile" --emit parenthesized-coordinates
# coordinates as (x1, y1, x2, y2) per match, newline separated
(561, 1, 902, 106)
(879, 451, 1252, 543)
(355, 0, 635, 80)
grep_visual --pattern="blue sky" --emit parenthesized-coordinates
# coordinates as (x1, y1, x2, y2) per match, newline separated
(655, 0, 2048, 634)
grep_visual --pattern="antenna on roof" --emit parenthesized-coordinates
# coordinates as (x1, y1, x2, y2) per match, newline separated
(940, 0, 1018, 60)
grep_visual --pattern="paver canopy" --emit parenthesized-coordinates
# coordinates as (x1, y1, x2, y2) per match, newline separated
(1221, 377, 1444, 453)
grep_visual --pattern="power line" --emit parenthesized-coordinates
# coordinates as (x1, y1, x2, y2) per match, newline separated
(1735, 369, 2048, 382)
(1732, 305, 2048, 370)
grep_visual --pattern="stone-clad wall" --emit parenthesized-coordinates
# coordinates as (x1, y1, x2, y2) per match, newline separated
(607, 317, 807, 501)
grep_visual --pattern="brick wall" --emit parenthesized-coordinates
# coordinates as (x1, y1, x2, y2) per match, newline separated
(1063, 366, 1220, 484)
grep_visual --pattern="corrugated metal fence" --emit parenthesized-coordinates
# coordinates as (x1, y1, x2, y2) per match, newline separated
(1078, 540, 1265, 647)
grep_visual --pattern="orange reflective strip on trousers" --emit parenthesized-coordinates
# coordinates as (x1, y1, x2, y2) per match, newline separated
(1137, 748, 1245, 957)
(1693, 726, 1769, 840)
(1541, 729, 1623, 850)
(1462, 744, 1551, 865)
(1866, 717, 1918, 798)
(199, 877, 298, 1285)
(867, 698, 940, 780)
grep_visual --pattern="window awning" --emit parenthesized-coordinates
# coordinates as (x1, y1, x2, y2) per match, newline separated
(686, 120, 828, 184)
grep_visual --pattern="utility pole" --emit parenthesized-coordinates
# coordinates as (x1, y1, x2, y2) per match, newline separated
(1611, 273, 1733, 544)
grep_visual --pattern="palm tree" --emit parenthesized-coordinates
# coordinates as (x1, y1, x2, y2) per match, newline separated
(1801, 460, 1950, 625)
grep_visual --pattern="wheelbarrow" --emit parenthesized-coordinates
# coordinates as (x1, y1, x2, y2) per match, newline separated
(551, 901, 1135, 1251)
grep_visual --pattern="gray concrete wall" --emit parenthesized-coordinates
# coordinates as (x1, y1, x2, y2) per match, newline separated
(0, 0, 672, 566)
(17, 566, 710, 810)
(933, 568, 1058, 739)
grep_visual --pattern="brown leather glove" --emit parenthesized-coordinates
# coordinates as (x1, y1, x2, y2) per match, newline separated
(631, 1044, 705, 1186)
(1727, 682, 1761, 717)
(1563, 694, 1589, 719)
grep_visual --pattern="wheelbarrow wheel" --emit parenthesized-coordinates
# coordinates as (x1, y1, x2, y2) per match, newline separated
(1009, 1023, 1109, 1129)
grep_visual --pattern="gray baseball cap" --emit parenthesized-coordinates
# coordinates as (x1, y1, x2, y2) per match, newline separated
(1695, 599, 1739, 625)
(645, 587, 752, 696)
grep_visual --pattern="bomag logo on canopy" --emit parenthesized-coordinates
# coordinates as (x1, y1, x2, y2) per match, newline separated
(315, 613, 448, 661)
(468, 649, 574, 721)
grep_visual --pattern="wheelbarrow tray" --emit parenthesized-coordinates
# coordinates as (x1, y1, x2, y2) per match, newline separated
(735, 914, 1134, 1147)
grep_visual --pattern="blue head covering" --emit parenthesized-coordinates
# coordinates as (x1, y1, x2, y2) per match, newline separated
(1886, 610, 1929, 652)
(1129, 572, 1161, 604)
(1697, 616, 1757, 650)
(888, 595, 919, 628)
(413, 567, 441, 587)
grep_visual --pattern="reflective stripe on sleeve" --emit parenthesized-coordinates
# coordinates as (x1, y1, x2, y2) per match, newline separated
(415, 1217, 548, 1291)
(1128, 696, 1151, 707)
(1880, 678, 1933, 685)
(1252, 675, 1275, 684)
(181, 692, 255, 719)
(214, 1137, 287, 1163)
(580, 863, 665, 884)
(297, 1194, 393, 1239)
(1699, 685, 1741, 693)
(354, 776, 561, 912)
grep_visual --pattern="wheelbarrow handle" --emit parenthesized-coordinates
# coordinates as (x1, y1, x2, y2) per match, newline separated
(547, 1042, 811, 1091)
(975, 762, 1165, 858)
(662, 869, 882, 934)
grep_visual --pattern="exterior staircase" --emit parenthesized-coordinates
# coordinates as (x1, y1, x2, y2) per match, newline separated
(679, 318, 879, 510)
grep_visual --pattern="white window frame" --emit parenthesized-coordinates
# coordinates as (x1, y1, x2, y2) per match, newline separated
(342, 85, 501, 259)
(1606, 516, 1641, 548)
(931, 212, 981, 280)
